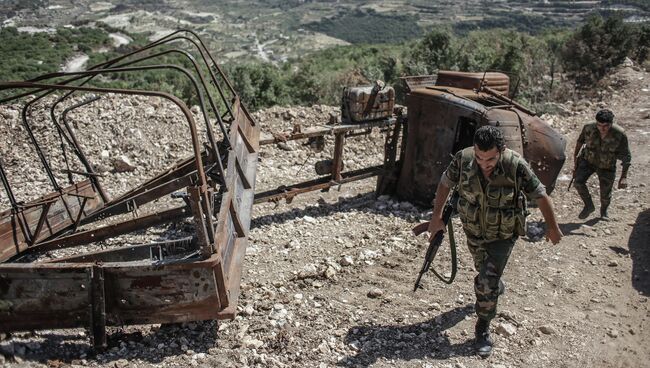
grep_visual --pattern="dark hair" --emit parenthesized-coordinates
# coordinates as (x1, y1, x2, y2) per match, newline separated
(596, 109, 614, 124)
(474, 125, 505, 151)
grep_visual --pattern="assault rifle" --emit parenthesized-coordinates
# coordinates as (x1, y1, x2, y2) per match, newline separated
(412, 190, 459, 292)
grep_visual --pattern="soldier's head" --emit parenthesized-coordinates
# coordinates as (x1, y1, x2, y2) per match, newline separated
(473, 126, 505, 175)
(595, 109, 614, 135)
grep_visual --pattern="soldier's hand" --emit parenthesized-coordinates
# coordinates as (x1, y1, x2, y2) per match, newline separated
(618, 178, 628, 189)
(427, 217, 446, 241)
(545, 226, 563, 245)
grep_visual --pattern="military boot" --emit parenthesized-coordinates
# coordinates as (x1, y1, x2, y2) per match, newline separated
(600, 203, 610, 221)
(475, 318, 493, 358)
(578, 198, 595, 220)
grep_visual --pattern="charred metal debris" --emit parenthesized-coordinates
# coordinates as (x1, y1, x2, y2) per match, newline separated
(0, 31, 565, 349)
(0, 30, 404, 348)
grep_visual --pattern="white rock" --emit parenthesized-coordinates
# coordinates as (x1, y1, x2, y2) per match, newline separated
(242, 336, 264, 349)
(112, 155, 136, 172)
(367, 287, 383, 298)
(324, 265, 337, 279)
(539, 325, 558, 335)
(340, 255, 354, 266)
(298, 263, 319, 279)
(495, 322, 517, 337)
(359, 249, 379, 260)
(241, 305, 255, 316)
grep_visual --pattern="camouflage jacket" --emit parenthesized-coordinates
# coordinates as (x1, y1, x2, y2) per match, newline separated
(577, 123, 631, 170)
(443, 147, 545, 241)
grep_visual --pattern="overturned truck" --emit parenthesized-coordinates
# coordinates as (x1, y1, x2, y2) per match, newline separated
(0, 32, 565, 348)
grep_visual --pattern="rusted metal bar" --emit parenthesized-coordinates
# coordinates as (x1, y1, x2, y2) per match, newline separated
(259, 119, 395, 145)
(254, 165, 383, 204)
(188, 185, 212, 258)
(20, 100, 62, 192)
(90, 265, 107, 349)
(71, 197, 88, 232)
(101, 154, 204, 213)
(482, 86, 536, 116)
(332, 133, 345, 182)
(376, 115, 405, 195)
(80, 170, 197, 225)
(34, 206, 191, 252)
(47, 237, 195, 264)
(29, 201, 53, 246)
(58, 96, 109, 202)
(0, 158, 18, 211)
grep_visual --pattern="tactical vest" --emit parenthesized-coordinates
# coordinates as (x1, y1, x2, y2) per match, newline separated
(456, 147, 527, 241)
(581, 123, 625, 170)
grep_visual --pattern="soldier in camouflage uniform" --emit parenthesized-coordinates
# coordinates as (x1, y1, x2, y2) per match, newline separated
(574, 109, 631, 220)
(427, 126, 563, 358)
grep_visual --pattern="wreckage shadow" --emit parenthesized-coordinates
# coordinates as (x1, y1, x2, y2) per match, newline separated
(252, 192, 420, 230)
(5, 320, 219, 365)
(558, 217, 601, 236)
(338, 305, 475, 367)
(629, 209, 650, 296)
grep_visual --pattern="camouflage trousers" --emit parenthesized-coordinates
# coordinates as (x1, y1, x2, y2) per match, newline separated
(466, 236, 516, 321)
(573, 158, 616, 210)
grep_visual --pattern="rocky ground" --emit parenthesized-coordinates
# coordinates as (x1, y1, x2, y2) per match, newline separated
(0, 63, 649, 368)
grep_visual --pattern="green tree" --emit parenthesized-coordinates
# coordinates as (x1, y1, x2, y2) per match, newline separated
(408, 29, 457, 74)
(562, 14, 638, 85)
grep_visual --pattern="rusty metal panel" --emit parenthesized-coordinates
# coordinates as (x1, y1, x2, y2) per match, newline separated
(522, 115, 567, 192)
(0, 264, 91, 331)
(0, 179, 104, 262)
(212, 98, 259, 317)
(397, 90, 487, 204)
(102, 260, 222, 324)
(401, 75, 437, 92)
(485, 109, 524, 154)
(436, 71, 510, 96)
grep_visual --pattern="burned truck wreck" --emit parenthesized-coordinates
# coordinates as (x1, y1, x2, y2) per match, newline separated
(0, 32, 565, 348)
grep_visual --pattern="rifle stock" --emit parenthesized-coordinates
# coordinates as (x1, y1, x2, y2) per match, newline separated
(412, 221, 430, 236)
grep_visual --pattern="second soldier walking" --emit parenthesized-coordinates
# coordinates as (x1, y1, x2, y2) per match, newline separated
(573, 109, 631, 220)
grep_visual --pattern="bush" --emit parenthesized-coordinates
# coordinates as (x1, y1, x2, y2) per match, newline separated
(562, 14, 647, 86)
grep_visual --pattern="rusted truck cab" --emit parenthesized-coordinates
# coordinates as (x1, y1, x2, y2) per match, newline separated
(396, 71, 566, 204)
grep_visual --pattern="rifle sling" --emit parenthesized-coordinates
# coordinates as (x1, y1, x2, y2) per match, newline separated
(428, 219, 457, 284)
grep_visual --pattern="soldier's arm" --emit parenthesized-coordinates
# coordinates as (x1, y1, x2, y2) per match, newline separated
(536, 194, 562, 245)
(618, 134, 631, 179)
(426, 152, 461, 239)
(574, 126, 586, 161)
(518, 162, 562, 244)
